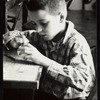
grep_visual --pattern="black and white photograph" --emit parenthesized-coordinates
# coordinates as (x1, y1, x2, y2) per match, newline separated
(3, 0, 97, 100)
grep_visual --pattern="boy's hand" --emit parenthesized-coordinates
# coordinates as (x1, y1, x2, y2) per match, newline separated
(17, 43, 45, 65)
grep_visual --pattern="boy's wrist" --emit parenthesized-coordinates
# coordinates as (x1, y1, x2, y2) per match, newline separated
(40, 55, 54, 68)
(42, 56, 63, 71)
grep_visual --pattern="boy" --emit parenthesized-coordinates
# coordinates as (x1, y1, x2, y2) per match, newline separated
(3, 0, 95, 100)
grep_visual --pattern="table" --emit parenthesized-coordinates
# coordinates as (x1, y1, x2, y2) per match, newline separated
(3, 47, 43, 100)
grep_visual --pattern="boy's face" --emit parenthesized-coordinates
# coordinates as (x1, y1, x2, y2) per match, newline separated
(28, 8, 62, 41)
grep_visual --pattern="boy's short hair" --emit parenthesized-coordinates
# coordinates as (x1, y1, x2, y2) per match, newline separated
(26, 0, 67, 15)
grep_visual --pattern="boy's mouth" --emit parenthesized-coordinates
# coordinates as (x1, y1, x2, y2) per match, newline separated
(42, 34, 46, 37)
(42, 35, 48, 40)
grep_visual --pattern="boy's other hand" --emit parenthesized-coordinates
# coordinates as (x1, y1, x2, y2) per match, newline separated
(10, 36, 24, 48)
(10, 35, 29, 48)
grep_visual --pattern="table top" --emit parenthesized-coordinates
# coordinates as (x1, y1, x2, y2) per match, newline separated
(3, 47, 42, 89)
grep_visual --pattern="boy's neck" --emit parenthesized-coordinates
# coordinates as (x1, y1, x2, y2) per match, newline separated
(52, 22, 68, 42)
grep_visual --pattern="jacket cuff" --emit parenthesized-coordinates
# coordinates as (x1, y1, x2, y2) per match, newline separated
(47, 63, 59, 80)
(47, 63, 71, 85)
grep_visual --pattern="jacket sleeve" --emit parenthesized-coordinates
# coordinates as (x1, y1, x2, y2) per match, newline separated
(46, 35, 95, 92)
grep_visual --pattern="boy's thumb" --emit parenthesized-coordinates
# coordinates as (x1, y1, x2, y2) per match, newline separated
(22, 35, 29, 45)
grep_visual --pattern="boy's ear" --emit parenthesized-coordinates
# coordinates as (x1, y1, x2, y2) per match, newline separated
(59, 13, 64, 23)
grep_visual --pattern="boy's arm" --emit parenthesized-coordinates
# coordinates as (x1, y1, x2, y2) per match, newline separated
(44, 39, 95, 92)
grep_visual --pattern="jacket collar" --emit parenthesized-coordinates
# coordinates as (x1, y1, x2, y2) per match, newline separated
(63, 20, 74, 44)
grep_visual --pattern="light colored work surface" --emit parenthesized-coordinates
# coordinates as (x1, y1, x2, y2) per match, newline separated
(3, 58, 42, 82)
(3, 48, 42, 89)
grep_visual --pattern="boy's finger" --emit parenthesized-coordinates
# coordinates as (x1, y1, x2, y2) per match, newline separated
(18, 49, 32, 55)
(18, 45, 32, 51)
(19, 53, 26, 58)
(24, 55, 31, 60)
(21, 35, 29, 45)
(17, 46, 33, 55)
(19, 44, 36, 52)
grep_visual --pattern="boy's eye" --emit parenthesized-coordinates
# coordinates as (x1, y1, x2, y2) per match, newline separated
(40, 22, 48, 27)
(33, 23, 37, 30)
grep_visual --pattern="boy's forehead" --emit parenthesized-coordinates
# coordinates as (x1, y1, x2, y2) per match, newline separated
(28, 10, 48, 20)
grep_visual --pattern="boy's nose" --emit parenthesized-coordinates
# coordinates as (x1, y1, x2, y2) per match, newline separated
(36, 26, 42, 33)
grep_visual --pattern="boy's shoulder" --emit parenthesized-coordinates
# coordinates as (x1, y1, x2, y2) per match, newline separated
(63, 21, 88, 47)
